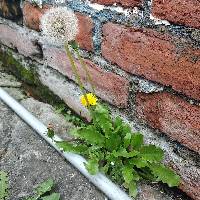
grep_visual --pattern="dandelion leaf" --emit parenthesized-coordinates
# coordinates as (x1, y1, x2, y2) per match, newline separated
(150, 163, 181, 187)
(41, 193, 60, 200)
(140, 145, 164, 162)
(0, 171, 9, 200)
(36, 179, 54, 196)
(85, 159, 99, 175)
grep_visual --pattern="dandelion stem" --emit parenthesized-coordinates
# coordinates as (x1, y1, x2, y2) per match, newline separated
(64, 42, 90, 108)
(64, 43, 84, 91)
(74, 47, 96, 94)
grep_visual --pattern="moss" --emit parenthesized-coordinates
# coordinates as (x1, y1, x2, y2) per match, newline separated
(0, 48, 61, 106)
(0, 50, 35, 84)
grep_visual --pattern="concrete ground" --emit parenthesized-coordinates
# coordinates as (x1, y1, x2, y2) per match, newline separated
(0, 70, 191, 200)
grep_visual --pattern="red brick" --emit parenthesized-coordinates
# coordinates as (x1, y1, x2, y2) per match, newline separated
(136, 92, 200, 200)
(102, 22, 200, 101)
(75, 13, 94, 51)
(0, 24, 41, 57)
(23, 1, 49, 31)
(90, 0, 142, 7)
(136, 92, 200, 153)
(152, 0, 200, 29)
(43, 46, 129, 107)
(22, 2, 94, 51)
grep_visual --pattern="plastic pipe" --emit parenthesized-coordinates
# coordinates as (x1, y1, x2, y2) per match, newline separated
(0, 87, 132, 200)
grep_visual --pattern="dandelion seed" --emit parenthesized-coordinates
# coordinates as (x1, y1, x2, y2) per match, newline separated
(40, 7, 78, 46)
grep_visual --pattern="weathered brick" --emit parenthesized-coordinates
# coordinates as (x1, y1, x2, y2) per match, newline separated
(102, 22, 200, 101)
(43, 46, 129, 107)
(136, 92, 200, 153)
(23, 2, 94, 51)
(90, 0, 142, 7)
(0, 24, 41, 57)
(136, 91, 200, 200)
(152, 0, 200, 29)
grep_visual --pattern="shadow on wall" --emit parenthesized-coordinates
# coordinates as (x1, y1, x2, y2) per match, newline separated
(0, 0, 22, 20)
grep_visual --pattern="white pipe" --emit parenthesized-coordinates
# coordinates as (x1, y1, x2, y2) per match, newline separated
(0, 87, 132, 200)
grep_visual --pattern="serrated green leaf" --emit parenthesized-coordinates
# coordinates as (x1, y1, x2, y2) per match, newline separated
(149, 163, 181, 187)
(122, 124, 132, 135)
(56, 141, 87, 154)
(85, 159, 99, 175)
(71, 126, 105, 146)
(113, 116, 123, 129)
(0, 171, 9, 200)
(128, 181, 137, 198)
(52, 101, 180, 199)
(112, 148, 139, 158)
(122, 166, 133, 184)
(129, 158, 148, 168)
(92, 104, 113, 137)
(122, 166, 140, 184)
(109, 160, 124, 183)
(100, 163, 109, 174)
(41, 193, 60, 200)
(105, 134, 121, 151)
(124, 132, 132, 148)
(131, 133, 143, 150)
(88, 147, 105, 162)
(105, 153, 117, 165)
(94, 103, 109, 114)
(140, 145, 164, 162)
(36, 179, 54, 196)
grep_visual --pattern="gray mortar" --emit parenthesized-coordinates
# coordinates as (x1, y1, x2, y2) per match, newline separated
(92, 19, 103, 54)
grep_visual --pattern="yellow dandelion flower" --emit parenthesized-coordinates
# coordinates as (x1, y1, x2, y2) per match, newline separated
(80, 93, 97, 107)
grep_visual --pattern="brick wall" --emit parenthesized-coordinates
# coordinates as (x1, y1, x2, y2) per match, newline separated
(0, 0, 199, 199)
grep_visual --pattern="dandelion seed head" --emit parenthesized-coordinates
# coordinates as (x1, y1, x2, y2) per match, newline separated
(41, 7, 78, 46)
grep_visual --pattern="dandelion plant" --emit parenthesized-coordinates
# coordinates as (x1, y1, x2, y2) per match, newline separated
(41, 7, 181, 198)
